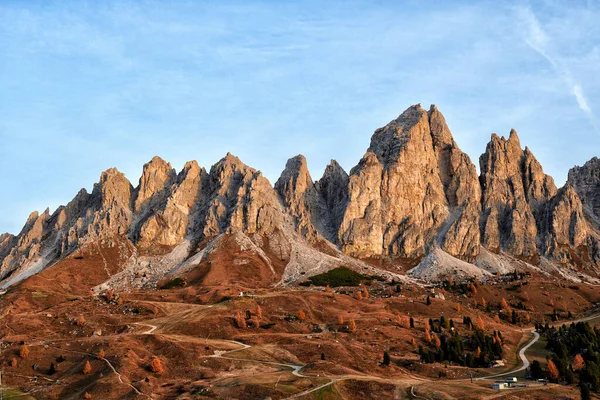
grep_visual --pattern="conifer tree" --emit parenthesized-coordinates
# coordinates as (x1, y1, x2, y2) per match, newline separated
(382, 351, 390, 366)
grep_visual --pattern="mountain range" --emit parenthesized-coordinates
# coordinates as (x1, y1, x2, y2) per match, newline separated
(2, 104, 600, 291)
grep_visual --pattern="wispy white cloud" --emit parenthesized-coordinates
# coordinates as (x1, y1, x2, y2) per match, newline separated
(573, 84, 592, 114)
(517, 5, 597, 131)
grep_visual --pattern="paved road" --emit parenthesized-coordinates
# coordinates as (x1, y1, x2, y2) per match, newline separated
(473, 312, 600, 382)
(474, 329, 539, 381)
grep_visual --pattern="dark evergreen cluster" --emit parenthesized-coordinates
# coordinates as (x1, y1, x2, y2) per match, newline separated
(538, 321, 600, 392)
(418, 321, 503, 367)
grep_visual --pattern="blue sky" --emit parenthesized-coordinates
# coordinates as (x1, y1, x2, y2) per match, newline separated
(1, 0, 599, 234)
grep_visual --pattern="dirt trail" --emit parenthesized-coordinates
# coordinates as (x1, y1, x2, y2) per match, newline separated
(43, 344, 150, 399)
(129, 299, 431, 399)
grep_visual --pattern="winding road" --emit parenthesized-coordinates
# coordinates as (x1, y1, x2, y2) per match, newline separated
(468, 312, 600, 382)
(473, 329, 540, 381)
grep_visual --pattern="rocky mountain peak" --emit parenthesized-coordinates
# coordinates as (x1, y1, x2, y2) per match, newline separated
(479, 129, 559, 262)
(339, 104, 449, 259)
(322, 160, 347, 179)
(367, 104, 430, 165)
(275, 155, 318, 239)
(568, 157, 600, 228)
(276, 155, 313, 199)
(134, 156, 176, 213)
(508, 128, 520, 146)
(94, 168, 133, 210)
(181, 160, 201, 176)
(210, 153, 251, 180)
(428, 104, 455, 149)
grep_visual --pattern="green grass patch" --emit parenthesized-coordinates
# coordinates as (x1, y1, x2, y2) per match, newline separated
(522, 334, 550, 376)
(31, 291, 48, 298)
(5, 389, 35, 399)
(299, 267, 373, 287)
(310, 383, 340, 400)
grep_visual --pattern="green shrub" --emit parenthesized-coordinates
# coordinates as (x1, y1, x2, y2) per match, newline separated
(299, 267, 372, 287)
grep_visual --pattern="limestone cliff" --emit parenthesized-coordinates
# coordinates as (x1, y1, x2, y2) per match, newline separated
(2, 103, 600, 286)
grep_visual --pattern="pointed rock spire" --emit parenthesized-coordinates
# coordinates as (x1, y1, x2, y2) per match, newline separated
(479, 130, 555, 262)
(275, 155, 319, 239)
(137, 160, 206, 247)
(134, 156, 176, 213)
(316, 160, 349, 243)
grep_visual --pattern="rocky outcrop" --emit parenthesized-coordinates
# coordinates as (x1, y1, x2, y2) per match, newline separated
(568, 157, 600, 227)
(316, 160, 349, 242)
(0, 233, 15, 261)
(338, 105, 449, 260)
(0, 210, 50, 277)
(479, 130, 556, 262)
(0, 167, 134, 281)
(199, 153, 283, 238)
(90, 168, 133, 236)
(337, 104, 482, 261)
(133, 156, 176, 213)
(137, 161, 206, 247)
(428, 105, 481, 260)
(275, 155, 319, 240)
(538, 185, 598, 266)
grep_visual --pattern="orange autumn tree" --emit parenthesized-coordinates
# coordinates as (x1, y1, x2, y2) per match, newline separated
(355, 292, 363, 301)
(546, 359, 559, 381)
(468, 282, 477, 295)
(433, 334, 441, 349)
(151, 357, 164, 375)
(500, 298, 508, 310)
(362, 286, 369, 299)
(255, 305, 263, 319)
(83, 360, 92, 375)
(297, 310, 307, 322)
(348, 318, 357, 333)
(235, 311, 246, 328)
(337, 314, 344, 326)
(19, 344, 29, 359)
(481, 297, 487, 309)
(10, 358, 17, 367)
(476, 316, 485, 330)
(77, 315, 86, 327)
(572, 354, 585, 371)
(97, 349, 105, 360)
(425, 329, 432, 343)
(402, 316, 411, 329)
